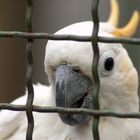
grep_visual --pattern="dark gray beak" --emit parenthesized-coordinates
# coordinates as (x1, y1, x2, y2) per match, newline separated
(55, 64, 93, 126)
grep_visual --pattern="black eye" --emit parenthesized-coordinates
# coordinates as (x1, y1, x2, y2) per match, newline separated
(104, 57, 114, 71)
(99, 51, 115, 76)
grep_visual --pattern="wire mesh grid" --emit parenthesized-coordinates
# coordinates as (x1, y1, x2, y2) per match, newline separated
(0, 0, 140, 140)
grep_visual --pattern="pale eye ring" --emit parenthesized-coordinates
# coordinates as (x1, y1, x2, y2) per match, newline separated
(99, 51, 115, 76)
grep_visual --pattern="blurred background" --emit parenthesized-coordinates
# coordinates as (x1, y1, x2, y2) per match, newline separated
(0, 0, 140, 102)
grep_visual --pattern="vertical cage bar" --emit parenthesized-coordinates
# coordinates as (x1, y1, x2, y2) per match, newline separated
(25, 0, 34, 140)
(91, 0, 100, 140)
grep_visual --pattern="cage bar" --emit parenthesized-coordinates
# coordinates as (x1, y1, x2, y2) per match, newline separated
(91, 0, 100, 139)
(0, 103, 140, 118)
(0, 31, 140, 45)
(25, 0, 34, 140)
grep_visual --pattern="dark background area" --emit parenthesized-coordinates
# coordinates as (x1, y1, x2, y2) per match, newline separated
(0, 0, 139, 102)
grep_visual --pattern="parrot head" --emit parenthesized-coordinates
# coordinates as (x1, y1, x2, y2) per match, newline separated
(44, 0, 139, 126)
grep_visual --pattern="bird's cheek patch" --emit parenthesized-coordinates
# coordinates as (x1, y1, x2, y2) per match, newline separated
(118, 57, 133, 74)
(123, 69, 138, 96)
(118, 56, 138, 95)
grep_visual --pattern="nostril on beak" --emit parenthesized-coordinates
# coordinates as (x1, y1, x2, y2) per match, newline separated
(73, 69, 80, 73)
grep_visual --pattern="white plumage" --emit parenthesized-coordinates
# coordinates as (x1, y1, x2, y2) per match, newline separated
(0, 0, 140, 139)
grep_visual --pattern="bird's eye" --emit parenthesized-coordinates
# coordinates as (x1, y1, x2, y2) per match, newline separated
(99, 51, 115, 76)
(104, 57, 114, 71)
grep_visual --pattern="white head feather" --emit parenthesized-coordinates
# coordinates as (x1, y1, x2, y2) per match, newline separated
(45, 21, 139, 113)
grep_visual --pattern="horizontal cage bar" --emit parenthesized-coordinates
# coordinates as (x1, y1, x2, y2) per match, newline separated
(0, 103, 140, 118)
(0, 31, 139, 44)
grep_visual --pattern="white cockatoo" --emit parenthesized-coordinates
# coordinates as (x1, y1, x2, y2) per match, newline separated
(0, 0, 140, 139)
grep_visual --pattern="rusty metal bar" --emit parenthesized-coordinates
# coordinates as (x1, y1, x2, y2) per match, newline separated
(25, 0, 34, 140)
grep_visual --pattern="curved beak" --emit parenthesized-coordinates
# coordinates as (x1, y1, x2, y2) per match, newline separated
(54, 64, 93, 126)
